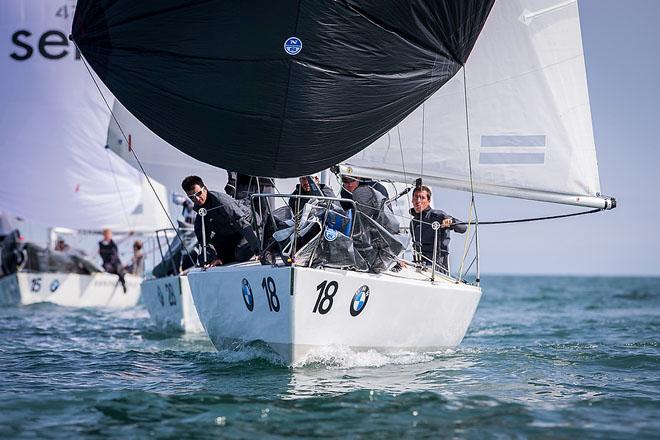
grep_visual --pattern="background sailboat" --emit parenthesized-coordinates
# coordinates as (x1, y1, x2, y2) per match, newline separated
(0, 0, 170, 307)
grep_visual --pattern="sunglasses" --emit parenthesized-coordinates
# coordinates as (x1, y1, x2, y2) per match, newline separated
(341, 177, 357, 184)
(187, 187, 205, 200)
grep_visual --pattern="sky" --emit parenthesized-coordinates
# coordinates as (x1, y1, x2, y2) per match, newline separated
(437, 0, 660, 276)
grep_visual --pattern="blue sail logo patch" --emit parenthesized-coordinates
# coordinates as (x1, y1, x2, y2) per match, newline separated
(242, 278, 254, 311)
(284, 37, 302, 55)
(324, 227, 338, 242)
(350, 285, 370, 317)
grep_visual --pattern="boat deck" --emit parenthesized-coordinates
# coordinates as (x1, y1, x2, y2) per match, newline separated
(202, 259, 470, 287)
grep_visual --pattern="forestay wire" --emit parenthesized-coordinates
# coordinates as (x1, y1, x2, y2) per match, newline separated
(75, 43, 196, 266)
(458, 66, 480, 282)
(104, 148, 133, 230)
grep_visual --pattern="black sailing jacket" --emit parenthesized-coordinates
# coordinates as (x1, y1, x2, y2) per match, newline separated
(193, 191, 260, 253)
(409, 207, 467, 260)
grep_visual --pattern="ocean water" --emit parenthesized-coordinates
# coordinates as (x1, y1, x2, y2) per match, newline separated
(0, 276, 658, 439)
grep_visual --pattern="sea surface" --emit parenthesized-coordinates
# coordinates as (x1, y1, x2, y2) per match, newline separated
(0, 276, 658, 439)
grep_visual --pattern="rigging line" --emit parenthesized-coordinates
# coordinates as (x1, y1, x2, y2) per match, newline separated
(104, 148, 133, 230)
(74, 44, 196, 267)
(351, 194, 602, 228)
(459, 223, 477, 281)
(458, 199, 475, 280)
(420, 54, 439, 181)
(416, 55, 438, 260)
(461, 66, 480, 282)
(455, 208, 603, 226)
(396, 126, 412, 213)
(421, 101, 425, 179)
(463, 254, 477, 279)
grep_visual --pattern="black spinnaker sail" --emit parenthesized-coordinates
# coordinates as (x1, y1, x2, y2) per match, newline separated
(72, 0, 494, 177)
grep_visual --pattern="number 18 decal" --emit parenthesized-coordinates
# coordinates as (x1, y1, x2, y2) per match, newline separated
(261, 276, 280, 312)
(313, 280, 338, 314)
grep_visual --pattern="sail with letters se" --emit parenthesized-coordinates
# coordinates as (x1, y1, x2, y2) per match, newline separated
(0, 0, 170, 233)
(71, 0, 495, 177)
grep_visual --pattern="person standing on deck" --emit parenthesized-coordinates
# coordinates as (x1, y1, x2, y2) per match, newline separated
(409, 185, 466, 274)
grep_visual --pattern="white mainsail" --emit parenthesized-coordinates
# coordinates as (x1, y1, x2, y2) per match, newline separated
(342, 0, 612, 209)
(0, 0, 171, 233)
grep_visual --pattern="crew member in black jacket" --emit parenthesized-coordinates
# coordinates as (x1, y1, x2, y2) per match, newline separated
(410, 185, 466, 274)
(182, 175, 260, 267)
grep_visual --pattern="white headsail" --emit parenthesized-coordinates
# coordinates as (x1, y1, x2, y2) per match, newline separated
(342, 0, 612, 209)
(0, 0, 170, 232)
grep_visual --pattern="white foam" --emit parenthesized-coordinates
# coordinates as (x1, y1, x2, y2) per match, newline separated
(293, 345, 441, 369)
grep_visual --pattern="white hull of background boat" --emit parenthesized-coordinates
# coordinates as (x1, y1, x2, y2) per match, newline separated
(0, 272, 141, 308)
(189, 262, 481, 365)
(141, 275, 204, 333)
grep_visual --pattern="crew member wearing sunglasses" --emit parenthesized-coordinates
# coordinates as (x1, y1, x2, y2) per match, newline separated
(181, 175, 260, 267)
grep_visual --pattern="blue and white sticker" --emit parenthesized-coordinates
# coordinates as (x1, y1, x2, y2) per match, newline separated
(49, 279, 60, 292)
(284, 36, 302, 55)
(324, 227, 338, 242)
(350, 285, 370, 317)
(242, 278, 254, 311)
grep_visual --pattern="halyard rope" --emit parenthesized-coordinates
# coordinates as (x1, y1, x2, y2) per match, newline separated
(74, 42, 196, 266)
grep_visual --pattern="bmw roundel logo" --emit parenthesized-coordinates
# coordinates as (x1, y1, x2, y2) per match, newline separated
(324, 227, 338, 242)
(350, 285, 370, 317)
(49, 279, 60, 292)
(241, 278, 254, 311)
(284, 36, 302, 55)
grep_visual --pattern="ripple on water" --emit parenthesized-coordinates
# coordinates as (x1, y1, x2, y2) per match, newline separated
(0, 276, 659, 438)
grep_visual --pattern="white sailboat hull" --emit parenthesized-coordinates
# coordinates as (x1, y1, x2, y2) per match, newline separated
(0, 272, 141, 308)
(189, 263, 481, 365)
(141, 275, 204, 333)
